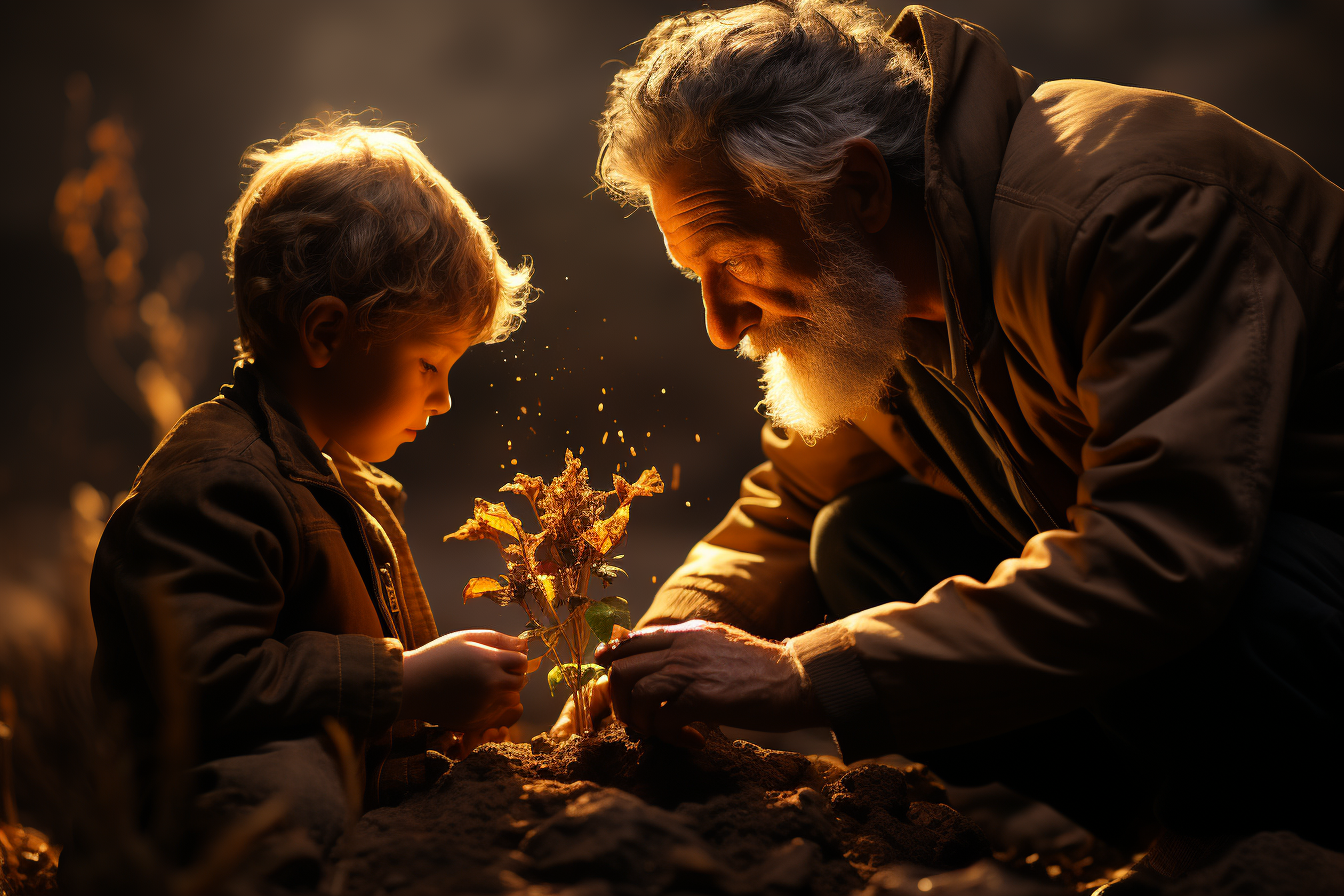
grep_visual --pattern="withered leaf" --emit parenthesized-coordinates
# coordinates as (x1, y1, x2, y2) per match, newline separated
(474, 499, 524, 540)
(584, 504, 629, 555)
(445, 516, 499, 543)
(499, 473, 544, 505)
(463, 576, 512, 607)
(613, 467, 664, 506)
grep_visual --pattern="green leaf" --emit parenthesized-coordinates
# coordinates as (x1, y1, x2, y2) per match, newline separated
(584, 596, 631, 643)
(547, 664, 571, 697)
(545, 662, 607, 696)
(579, 664, 605, 688)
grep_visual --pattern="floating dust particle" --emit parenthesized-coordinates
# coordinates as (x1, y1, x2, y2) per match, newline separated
(515, 376, 521, 381)
(629, 446, 636, 457)
(917, 880, 933, 893)
(602, 388, 607, 395)
(529, 427, 536, 434)
(598, 403, 604, 412)
(599, 355, 604, 360)
(507, 439, 512, 449)
(617, 430, 624, 441)
(501, 464, 506, 469)
(661, 388, 666, 394)
(520, 406, 528, 414)
(602, 432, 608, 444)
(685, 501, 691, 507)
(671, 463, 681, 490)
(695, 434, 701, 442)
(579, 446, 584, 454)
(645, 431, 651, 437)
(634, 335, 638, 340)
(652, 575, 657, 584)
(511, 459, 518, 465)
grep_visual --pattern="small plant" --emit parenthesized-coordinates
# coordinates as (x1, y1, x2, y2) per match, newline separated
(446, 450, 662, 735)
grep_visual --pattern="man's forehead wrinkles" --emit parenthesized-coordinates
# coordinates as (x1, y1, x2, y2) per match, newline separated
(667, 186, 740, 215)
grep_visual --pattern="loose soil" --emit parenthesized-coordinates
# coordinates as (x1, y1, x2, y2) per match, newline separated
(327, 724, 990, 895)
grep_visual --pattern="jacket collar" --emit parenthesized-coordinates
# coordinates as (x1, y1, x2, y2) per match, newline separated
(890, 6, 1038, 357)
(220, 360, 338, 483)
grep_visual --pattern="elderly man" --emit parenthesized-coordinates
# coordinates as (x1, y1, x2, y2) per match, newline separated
(585, 0, 1343, 878)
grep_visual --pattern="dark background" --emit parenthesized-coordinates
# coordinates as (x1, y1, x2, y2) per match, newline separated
(2, 0, 1340, 736)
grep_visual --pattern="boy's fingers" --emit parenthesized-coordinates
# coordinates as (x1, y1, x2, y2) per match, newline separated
(466, 630, 529, 652)
(479, 644, 531, 673)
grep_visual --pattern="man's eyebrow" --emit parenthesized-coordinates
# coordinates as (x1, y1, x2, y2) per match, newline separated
(666, 224, 749, 271)
(665, 245, 696, 278)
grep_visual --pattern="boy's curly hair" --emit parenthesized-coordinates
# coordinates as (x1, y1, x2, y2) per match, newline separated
(225, 117, 532, 361)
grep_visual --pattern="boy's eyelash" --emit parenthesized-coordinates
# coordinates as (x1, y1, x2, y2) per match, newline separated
(420, 359, 438, 373)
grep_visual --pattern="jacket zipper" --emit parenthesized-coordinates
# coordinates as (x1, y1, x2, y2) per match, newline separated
(931, 225, 1062, 533)
(378, 564, 404, 642)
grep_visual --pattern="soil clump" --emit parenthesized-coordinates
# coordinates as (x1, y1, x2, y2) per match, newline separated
(328, 724, 989, 895)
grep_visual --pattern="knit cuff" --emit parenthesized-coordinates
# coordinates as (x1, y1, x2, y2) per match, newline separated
(789, 622, 892, 762)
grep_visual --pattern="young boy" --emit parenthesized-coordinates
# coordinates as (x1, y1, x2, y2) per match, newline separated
(87, 121, 534, 868)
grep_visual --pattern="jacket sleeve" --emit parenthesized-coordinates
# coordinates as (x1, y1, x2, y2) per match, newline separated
(791, 176, 1305, 758)
(640, 421, 901, 640)
(108, 458, 403, 754)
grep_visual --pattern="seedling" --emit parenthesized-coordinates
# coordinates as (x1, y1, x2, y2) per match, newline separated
(447, 450, 662, 735)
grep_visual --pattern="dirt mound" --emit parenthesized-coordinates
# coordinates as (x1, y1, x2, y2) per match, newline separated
(327, 724, 989, 895)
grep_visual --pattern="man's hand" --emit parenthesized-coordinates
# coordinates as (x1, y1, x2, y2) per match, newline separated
(399, 629, 529, 730)
(595, 620, 825, 748)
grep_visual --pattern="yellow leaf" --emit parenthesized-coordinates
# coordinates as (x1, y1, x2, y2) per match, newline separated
(584, 504, 629, 555)
(613, 467, 664, 505)
(535, 574, 557, 615)
(462, 577, 504, 603)
(475, 499, 522, 540)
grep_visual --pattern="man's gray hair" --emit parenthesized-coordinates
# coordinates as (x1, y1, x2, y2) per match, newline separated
(597, 0, 930, 208)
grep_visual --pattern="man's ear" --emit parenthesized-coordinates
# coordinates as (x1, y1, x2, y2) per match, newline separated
(297, 296, 348, 369)
(834, 138, 892, 234)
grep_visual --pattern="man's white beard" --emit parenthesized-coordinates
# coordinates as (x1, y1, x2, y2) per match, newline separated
(738, 226, 908, 445)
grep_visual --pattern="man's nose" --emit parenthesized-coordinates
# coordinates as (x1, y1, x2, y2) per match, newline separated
(703, 280, 761, 351)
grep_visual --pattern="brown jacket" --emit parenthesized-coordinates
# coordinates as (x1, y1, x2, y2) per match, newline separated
(91, 361, 445, 808)
(642, 7, 1344, 757)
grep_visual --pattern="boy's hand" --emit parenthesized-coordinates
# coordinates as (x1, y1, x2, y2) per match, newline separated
(548, 677, 615, 740)
(399, 629, 528, 730)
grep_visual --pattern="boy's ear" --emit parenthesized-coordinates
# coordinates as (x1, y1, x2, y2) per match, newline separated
(298, 296, 348, 369)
